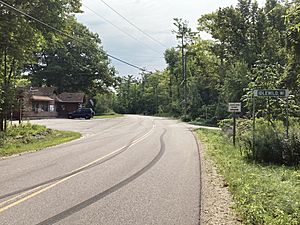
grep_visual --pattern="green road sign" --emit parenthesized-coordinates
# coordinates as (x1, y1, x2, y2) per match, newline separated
(254, 89, 289, 97)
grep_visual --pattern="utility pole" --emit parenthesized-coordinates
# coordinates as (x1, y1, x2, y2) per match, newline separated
(173, 18, 193, 117)
(180, 30, 187, 117)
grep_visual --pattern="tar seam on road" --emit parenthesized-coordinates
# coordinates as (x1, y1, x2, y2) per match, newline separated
(192, 131, 202, 225)
(0, 120, 154, 201)
(36, 129, 167, 225)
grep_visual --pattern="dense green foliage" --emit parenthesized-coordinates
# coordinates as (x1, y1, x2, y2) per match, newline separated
(0, 0, 115, 131)
(197, 129, 300, 225)
(114, 0, 300, 124)
(94, 92, 115, 115)
(109, 0, 300, 165)
(27, 17, 116, 95)
(0, 123, 80, 156)
(220, 118, 300, 165)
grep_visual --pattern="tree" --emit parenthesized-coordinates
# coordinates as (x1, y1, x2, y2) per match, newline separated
(172, 18, 196, 115)
(27, 17, 116, 96)
(164, 47, 181, 114)
(114, 0, 300, 125)
(94, 92, 115, 115)
(284, 0, 300, 104)
(0, 0, 81, 131)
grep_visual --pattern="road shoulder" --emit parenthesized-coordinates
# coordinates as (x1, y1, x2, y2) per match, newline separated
(194, 131, 241, 225)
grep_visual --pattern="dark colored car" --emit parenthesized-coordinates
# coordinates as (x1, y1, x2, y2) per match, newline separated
(68, 108, 94, 119)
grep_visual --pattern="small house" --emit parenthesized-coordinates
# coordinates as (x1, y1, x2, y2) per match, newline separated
(56, 92, 86, 118)
(17, 87, 86, 119)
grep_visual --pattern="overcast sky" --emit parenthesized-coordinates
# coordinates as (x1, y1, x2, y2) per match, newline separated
(76, 0, 266, 77)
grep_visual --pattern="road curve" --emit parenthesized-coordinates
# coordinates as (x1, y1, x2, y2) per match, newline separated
(0, 115, 201, 225)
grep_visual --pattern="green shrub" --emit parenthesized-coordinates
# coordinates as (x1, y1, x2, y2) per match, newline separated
(0, 123, 80, 156)
(191, 117, 219, 126)
(94, 93, 115, 115)
(218, 118, 234, 136)
(219, 118, 300, 166)
(181, 114, 192, 122)
(197, 129, 300, 225)
(239, 119, 300, 166)
(2, 123, 50, 145)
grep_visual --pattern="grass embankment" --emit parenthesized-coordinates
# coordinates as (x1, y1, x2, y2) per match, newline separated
(93, 113, 123, 119)
(0, 123, 81, 157)
(197, 129, 300, 225)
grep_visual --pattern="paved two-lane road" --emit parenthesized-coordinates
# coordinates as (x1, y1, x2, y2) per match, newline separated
(0, 115, 201, 225)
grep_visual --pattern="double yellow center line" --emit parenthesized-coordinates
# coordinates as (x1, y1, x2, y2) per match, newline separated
(0, 123, 155, 214)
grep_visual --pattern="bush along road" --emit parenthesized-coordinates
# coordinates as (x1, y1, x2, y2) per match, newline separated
(0, 123, 80, 157)
(197, 128, 300, 225)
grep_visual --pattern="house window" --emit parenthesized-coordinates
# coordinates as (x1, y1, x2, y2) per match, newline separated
(49, 105, 55, 112)
(32, 102, 49, 112)
(41, 103, 49, 112)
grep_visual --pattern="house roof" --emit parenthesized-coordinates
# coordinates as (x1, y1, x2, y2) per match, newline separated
(30, 87, 57, 96)
(57, 92, 85, 103)
(18, 86, 85, 103)
(30, 96, 54, 102)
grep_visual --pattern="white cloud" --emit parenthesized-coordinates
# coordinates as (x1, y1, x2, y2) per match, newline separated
(77, 0, 266, 76)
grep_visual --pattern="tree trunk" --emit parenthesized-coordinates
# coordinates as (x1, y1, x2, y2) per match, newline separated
(0, 48, 7, 132)
(4, 116, 7, 131)
(169, 73, 173, 102)
(0, 116, 3, 132)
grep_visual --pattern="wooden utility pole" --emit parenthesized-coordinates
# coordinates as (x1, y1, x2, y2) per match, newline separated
(180, 30, 187, 116)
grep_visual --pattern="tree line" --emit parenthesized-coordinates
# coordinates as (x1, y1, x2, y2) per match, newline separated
(111, 0, 300, 125)
(1, 0, 300, 132)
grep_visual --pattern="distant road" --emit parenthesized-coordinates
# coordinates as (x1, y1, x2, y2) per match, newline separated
(0, 115, 201, 225)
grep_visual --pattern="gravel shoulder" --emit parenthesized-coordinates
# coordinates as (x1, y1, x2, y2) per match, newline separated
(196, 134, 241, 225)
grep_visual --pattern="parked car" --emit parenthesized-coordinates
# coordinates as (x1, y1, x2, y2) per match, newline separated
(68, 108, 94, 119)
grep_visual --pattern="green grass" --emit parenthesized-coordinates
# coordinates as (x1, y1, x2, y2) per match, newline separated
(93, 113, 123, 119)
(197, 129, 300, 225)
(0, 123, 81, 157)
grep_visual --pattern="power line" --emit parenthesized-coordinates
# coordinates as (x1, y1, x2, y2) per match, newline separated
(82, 4, 162, 55)
(109, 53, 164, 59)
(0, 0, 150, 72)
(97, 0, 168, 49)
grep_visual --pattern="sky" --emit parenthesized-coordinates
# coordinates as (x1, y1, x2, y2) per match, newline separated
(76, 0, 266, 77)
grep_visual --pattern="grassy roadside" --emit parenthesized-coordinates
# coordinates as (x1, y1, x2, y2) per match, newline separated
(197, 129, 300, 225)
(0, 123, 81, 157)
(93, 113, 123, 119)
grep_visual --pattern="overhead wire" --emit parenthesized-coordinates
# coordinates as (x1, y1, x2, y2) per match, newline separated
(81, 3, 162, 55)
(97, 0, 169, 49)
(0, 0, 151, 72)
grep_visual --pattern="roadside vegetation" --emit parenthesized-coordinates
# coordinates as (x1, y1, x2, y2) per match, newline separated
(1, 0, 299, 127)
(0, 123, 80, 157)
(220, 118, 300, 166)
(0, 0, 115, 132)
(0, 0, 299, 221)
(197, 128, 300, 225)
(93, 113, 123, 119)
(106, 1, 300, 126)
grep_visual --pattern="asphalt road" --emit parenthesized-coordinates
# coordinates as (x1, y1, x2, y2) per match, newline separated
(0, 115, 201, 225)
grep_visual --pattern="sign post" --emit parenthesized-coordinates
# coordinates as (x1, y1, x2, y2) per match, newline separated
(252, 92, 256, 153)
(253, 89, 290, 140)
(286, 97, 289, 139)
(228, 102, 241, 147)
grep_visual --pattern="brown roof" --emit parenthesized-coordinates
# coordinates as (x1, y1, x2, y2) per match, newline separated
(30, 96, 54, 101)
(57, 92, 85, 103)
(30, 87, 57, 96)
